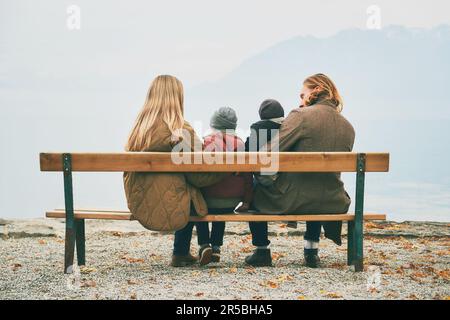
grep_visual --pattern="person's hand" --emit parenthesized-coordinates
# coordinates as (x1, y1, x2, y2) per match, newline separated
(236, 202, 250, 212)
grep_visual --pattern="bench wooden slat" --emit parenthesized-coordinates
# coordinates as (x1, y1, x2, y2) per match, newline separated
(46, 209, 386, 222)
(39, 152, 389, 172)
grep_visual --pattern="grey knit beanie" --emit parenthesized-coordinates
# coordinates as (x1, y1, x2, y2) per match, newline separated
(259, 99, 284, 120)
(210, 107, 238, 130)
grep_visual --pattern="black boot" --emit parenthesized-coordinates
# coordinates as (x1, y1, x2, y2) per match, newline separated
(245, 248, 272, 267)
(304, 248, 320, 268)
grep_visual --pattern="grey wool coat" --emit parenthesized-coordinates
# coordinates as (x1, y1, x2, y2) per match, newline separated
(253, 99, 355, 245)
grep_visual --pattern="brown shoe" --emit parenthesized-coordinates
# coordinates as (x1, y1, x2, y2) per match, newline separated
(211, 247, 221, 263)
(198, 245, 213, 266)
(171, 254, 198, 267)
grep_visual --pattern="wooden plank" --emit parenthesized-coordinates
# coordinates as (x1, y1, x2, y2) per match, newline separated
(47, 210, 133, 220)
(46, 210, 386, 221)
(40, 152, 389, 172)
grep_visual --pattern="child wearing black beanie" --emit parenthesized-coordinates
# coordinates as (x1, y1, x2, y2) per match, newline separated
(244, 99, 285, 152)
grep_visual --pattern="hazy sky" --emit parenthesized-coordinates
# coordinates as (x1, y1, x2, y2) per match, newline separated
(1, 1, 450, 221)
(1, 0, 450, 87)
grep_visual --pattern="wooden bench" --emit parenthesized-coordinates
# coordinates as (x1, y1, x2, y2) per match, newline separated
(40, 152, 389, 273)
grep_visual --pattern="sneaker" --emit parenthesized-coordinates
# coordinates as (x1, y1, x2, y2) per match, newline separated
(170, 254, 198, 267)
(244, 248, 272, 267)
(211, 247, 221, 263)
(304, 249, 320, 268)
(199, 245, 213, 266)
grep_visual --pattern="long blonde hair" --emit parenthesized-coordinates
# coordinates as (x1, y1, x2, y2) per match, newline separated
(126, 75, 184, 151)
(303, 73, 344, 112)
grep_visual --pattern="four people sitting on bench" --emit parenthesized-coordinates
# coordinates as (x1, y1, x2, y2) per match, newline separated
(124, 73, 355, 268)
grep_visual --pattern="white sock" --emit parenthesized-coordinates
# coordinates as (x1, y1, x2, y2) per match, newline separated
(304, 240, 319, 249)
(257, 245, 269, 250)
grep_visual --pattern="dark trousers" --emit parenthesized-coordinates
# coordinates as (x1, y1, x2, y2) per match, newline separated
(304, 221, 322, 242)
(249, 221, 322, 247)
(196, 207, 235, 247)
(173, 207, 233, 255)
(173, 222, 195, 256)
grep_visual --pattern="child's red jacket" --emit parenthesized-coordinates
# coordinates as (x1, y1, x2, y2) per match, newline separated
(201, 132, 253, 209)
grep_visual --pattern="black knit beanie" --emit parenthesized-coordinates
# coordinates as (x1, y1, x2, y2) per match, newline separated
(258, 99, 284, 120)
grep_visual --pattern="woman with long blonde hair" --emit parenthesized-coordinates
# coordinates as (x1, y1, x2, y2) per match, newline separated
(123, 75, 224, 267)
(246, 73, 355, 268)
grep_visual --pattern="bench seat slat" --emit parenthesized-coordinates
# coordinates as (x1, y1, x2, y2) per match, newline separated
(46, 210, 386, 222)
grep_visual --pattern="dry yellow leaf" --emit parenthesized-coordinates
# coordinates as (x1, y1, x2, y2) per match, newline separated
(325, 292, 343, 299)
(125, 257, 144, 263)
(80, 266, 97, 274)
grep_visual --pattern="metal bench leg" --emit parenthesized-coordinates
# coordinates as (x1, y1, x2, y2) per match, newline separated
(354, 153, 366, 272)
(63, 153, 76, 274)
(76, 219, 86, 266)
(347, 220, 354, 265)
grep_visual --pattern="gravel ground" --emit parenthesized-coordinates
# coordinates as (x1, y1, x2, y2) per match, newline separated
(0, 219, 449, 300)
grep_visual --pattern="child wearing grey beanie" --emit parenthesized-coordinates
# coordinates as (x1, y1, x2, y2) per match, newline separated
(196, 107, 254, 265)
(209, 107, 238, 131)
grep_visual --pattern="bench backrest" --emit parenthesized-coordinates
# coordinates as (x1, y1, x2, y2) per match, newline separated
(40, 152, 389, 172)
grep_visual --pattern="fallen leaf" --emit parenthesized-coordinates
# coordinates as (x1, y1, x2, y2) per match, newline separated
(240, 246, 253, 253)
(368, 287, 379, 294)
(195, 292, 204, 297)
(276, 274, 294, 282)
(12, 263, 22, 271)
(271, 252, 286, 261)
(435, 250, 450, 257)
(80, 266, 97, 274)
(130, 293, 137, 300)
(38, 239, 47, 245)
(435, 269, 450, 280)
(384, 292, 399, 299)
(330, 262, 346, 270)
(125, 257, 145, 263)
(245, 267, 256, 274)
(324, 292, 343, 299)
(411, 271, 428, 278)
(208, 269, 218, 276)
(112, 231, 123, 237)
(297, 295, 306, 300)
(127, 279, 139, 285)
(81, 280, 97, 288)
(260, 280, 278, 289)
(229, 267, 238, 273)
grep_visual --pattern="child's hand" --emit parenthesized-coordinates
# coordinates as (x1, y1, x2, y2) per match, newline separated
(236, 202, 250, 212)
